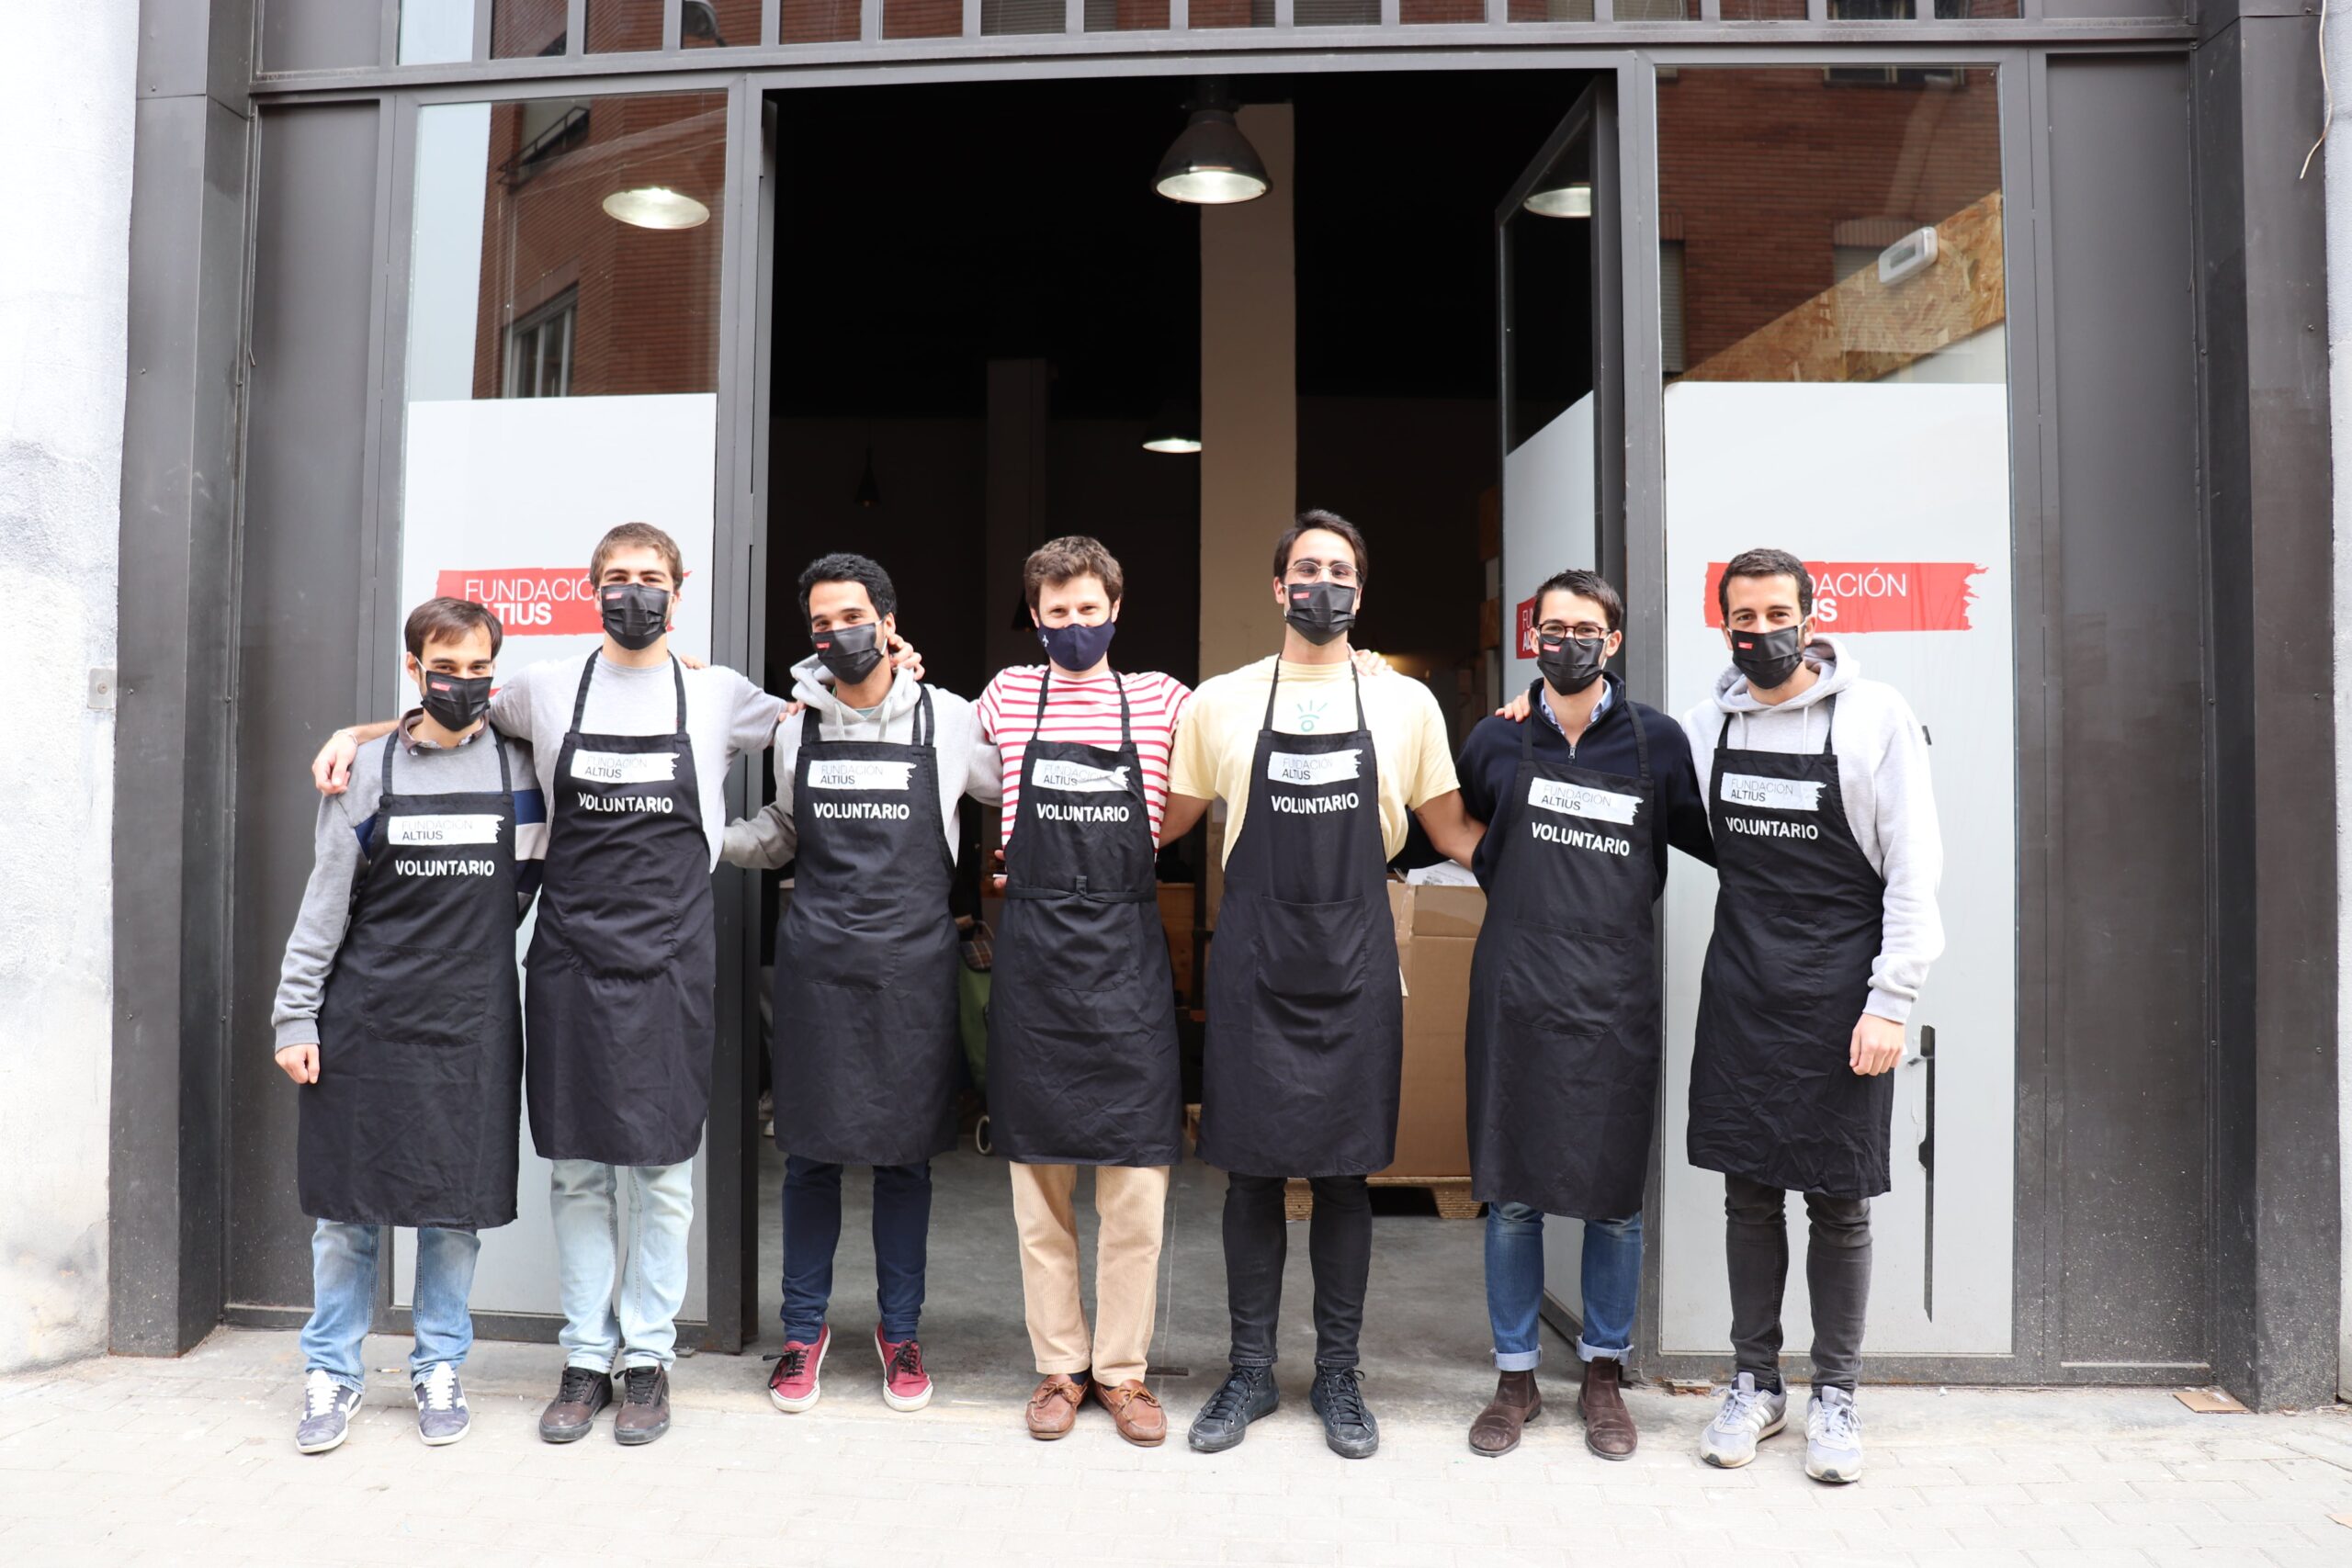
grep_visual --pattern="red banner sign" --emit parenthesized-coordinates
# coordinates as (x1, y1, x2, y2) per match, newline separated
(435, 568, 602, 637)
(1702, 560, 1985, 634)
(1513, 595, 1541, 659)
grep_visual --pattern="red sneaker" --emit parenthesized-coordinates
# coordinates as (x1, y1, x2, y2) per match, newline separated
(875, 1325, 933, 1412)
(767, 1325, 830, 1414)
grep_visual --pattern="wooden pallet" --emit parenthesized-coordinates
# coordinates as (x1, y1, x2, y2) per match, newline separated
(1283, 1176, 1483, 1221)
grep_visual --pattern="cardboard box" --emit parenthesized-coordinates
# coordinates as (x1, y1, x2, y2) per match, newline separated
(1380, 880, 1486, 1180)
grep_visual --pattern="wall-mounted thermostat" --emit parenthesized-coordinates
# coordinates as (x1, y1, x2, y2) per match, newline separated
(1878, 226, 1939, 287)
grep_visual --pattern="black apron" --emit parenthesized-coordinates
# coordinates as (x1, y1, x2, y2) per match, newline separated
(1198, 662, 1403, 1179)
(1689, 696, 1892, 1199)
(772, 686, 961, 1167)
(302, 728, 524, 1229)
(525, 656, 715, 1168)
(987, 670, 1182, 1167)
(1465, 683, 1661, 1221)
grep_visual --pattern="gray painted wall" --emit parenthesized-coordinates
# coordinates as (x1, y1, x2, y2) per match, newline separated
(2332, 13, 2352, 1404)
(0, 0, 138, 1371)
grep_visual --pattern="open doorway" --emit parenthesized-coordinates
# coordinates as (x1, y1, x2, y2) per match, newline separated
(746, 68, 1604, 1409)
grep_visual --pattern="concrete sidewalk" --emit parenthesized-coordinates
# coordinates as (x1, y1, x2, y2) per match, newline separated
(3, 1329, 2349, 1568)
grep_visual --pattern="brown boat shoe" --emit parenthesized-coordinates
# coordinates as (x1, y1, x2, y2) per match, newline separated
(1025, 1372, 1089, 1439)
(1468, 1370, 1542, 1457)
(1578, 1357, 1639, 1459)
(1096, 1379, 1168, 1447)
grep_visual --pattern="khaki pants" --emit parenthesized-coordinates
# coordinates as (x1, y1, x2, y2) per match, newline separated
(1008, 1161, 1170, 1388)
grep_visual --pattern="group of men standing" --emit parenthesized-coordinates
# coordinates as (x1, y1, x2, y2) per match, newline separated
(277, 514, 1939, 1487)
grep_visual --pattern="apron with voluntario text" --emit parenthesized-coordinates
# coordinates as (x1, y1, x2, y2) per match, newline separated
(1198, 661, 1403, 1178)
(772, 687, 961, 1167)
(304, 729, 524, 1228)
(987, 669, 1182, 1167)
(525, 656, 715, 1168)
(1689, 696, 1893, 1200)
(1465, 683, 1661, 1220)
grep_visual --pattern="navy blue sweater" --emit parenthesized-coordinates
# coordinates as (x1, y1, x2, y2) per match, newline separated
(1456, 673, 1715, 891)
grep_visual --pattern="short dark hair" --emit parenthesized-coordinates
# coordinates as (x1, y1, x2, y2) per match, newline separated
(1718, 547, 1813, 621)
(1532, 569, 1624, 635)
(404, 596, 503, 660)
(1023, 536, 1125, 611)
(1271, 509, 1370, 584)
(592, 521, 684, 584)
(797, 551, 898, 620)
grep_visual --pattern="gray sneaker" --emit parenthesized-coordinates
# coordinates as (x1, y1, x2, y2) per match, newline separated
(1804, 1385, 1863, 1483)
(296, 1369, 364, 1454)
(1698, 1372, 1788, 1468)
(413, 1362, 471, 1447)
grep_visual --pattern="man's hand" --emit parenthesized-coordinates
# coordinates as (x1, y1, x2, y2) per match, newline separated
(889, 632, 925, 682)
(1849, 1013, 1905, 1076)
(1494, 689, 1534, 724)
(311, 730, 361, 795)
(276, 1043, 321, 1084)
(1352, 649, 1389, 678)
(679, 652, 707, 671)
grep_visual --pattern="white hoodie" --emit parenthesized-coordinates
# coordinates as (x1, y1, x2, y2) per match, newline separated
(721, 653, 1001, 868)
(1680, 634, 1944, 1024)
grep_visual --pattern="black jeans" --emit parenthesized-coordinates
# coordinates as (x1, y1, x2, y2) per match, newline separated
(1223, 1172, 1372, 1371)
(1724, 1174, 1871, 1393)
(780, 1156, 932, 1345)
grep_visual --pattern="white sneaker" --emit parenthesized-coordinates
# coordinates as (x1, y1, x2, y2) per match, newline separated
(1805, 1386, 1863, 1483)
(412, 1361, 471, 1447)
(1698, 1371, 1788, 1468)
(295, 1369, 364, 1454)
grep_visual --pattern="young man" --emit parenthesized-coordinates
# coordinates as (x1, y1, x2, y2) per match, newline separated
(974, 536, 1192, 1447)
(274, 597, 543, 1454)
(1161, 510, 1482, 1460)
(1456, 570, 1712, 1461)
(311, 522, 793, 1448)
(1684, 547, 1943, 1483)
(726, 552, 999, 1417)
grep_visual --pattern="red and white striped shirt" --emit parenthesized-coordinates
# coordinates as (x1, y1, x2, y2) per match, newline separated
(976, 665, 1193, 849)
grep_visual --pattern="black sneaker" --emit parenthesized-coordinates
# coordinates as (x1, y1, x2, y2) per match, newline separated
(1187, 1365, 1279, 1454)
(1310, 1366, 1379, 1459)
(614, 1364, 672, 1446)
(537, 1365, 612, 1444)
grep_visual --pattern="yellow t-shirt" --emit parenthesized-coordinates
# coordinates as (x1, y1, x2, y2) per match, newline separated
(1168, 655, 1461, 864)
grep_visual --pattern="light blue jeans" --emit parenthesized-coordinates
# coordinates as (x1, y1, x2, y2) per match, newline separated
(300, 1220, 481, 1392)
(550, 1158, 695, 1372)
(1486, 1201, 1644, 1371)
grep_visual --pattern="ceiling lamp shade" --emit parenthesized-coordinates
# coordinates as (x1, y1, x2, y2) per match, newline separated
(1154, 107, 1270, 206)
(1141, 400, 1202, 455)
(602, 186, 711, 230)
(1522, 180, 1594, 220)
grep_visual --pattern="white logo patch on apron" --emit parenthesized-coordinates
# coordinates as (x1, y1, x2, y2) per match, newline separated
(1527, 778, 1643, 826)
(571, 750, 678, 786)
(1268, 749, 1363, 787)
(1032, 759, 1130, 794)
(808, 759, 915, 791)
(1720, 773, 1825, 812)
(388, 813, 503, 847)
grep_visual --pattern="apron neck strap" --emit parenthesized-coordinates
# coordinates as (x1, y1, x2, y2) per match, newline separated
(569, 652, 600, 731)
(1521, 681, 1544, 762)
(799, 702, 821, 749)
(668, 656, 687, 735)
(379, 727, 401, 792)
(1818, 694, 1838, 755)
(1261, 657, 1364, 731)
(1629, 692, 1652, 784)
(494, 728, 512, 795)
(912, 683, 935, 748)
(1031, 666, 1134, 750)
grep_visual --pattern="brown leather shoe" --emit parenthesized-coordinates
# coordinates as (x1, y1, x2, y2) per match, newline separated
(538, 1364, 612, 1443)
(1025, 1373, 1088, 1439)
(1468, 1370, 1541, 1456)
(612, 1364, 672, 1446)
(1096, 1379, 1168, 1447)
(1578, 1357, 1638, 1459)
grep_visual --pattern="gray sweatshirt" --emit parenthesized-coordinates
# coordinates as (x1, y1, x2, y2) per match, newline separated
(1679, 635, 1945, 1024)
(271, 715, 544, 1051)
(722, 654, 1001, 869)
(488, 651, 787, 870)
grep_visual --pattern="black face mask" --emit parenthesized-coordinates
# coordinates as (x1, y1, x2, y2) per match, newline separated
(813, 620, 886, 684)
(417, 669, 492, 733)
(1537, 633, 1609, 696)
(1729, 622, 1807, 691)
(600, 582, 671, 651)
(1283, 581, 1357, 647)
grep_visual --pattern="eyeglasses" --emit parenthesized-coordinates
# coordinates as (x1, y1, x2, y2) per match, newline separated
(1538, 621, 1611, 641)
(1284, 558, 1358, 585)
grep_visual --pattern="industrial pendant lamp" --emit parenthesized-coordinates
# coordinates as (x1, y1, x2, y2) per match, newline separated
(854, 446, 882, 508)
(1140, 398, 1202, 455)
(1522, 180, 1594, 220)
(602, 186, 711, 230)
(1154, 83, 1270, 206)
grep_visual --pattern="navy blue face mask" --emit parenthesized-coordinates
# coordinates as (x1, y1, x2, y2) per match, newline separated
(1036, 617, 1117, 672)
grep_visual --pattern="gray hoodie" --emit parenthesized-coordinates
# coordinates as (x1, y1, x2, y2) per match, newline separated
(1679, 635, 1944, 1024)
(720, 653, 1001, 868)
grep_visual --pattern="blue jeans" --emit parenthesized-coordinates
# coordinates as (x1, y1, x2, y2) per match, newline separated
(1485, 1201, 1643, 1370)
(781, 1156, 931, 1345)
(300, 1220, 481, 1392)
(549, 1158, 695, 1373)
